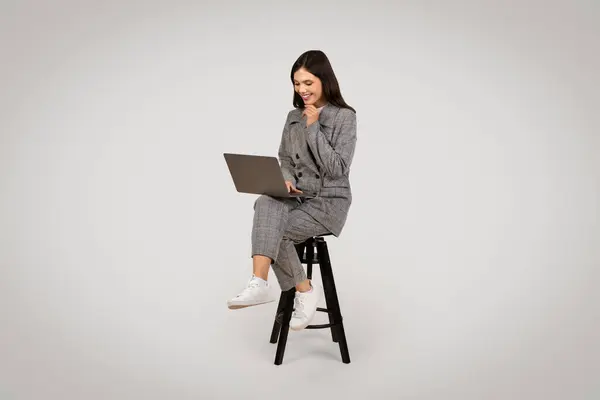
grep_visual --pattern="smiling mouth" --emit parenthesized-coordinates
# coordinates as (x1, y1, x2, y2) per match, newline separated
(301, 94, 311, 100)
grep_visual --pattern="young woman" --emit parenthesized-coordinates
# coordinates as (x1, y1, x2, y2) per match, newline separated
(227, 50, 357, 331)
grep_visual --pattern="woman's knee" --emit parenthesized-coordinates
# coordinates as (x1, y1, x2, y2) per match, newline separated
(253, 194, 281, 211)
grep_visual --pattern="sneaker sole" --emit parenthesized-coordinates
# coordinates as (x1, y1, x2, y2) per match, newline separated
(227, 299, 275, 310)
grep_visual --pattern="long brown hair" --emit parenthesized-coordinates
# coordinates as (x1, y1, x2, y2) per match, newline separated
(291, 50, 355, 113)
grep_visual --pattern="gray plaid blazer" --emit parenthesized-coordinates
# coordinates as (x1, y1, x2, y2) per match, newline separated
(278, 103, 357, 236)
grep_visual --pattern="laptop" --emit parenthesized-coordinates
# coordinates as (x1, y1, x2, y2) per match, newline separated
(223, 153, 306, 198)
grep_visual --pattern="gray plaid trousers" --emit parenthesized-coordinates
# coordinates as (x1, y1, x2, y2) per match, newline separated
(252, 194, 329, 290)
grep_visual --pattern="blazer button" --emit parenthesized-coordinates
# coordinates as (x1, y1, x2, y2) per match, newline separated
(298, 172, 303, 178)
(295, 154, 299, 159)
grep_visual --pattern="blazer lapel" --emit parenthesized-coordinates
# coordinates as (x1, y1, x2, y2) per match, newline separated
(317, 103, 337, 129)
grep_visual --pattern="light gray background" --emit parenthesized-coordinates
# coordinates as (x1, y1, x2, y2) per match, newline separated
(1, 1, 598, 399)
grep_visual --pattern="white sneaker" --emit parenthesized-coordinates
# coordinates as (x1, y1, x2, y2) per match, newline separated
(290, 282, 321, 331)
(227, 276, 274, 309)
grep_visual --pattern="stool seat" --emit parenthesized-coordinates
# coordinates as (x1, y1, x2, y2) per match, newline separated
(269, 235, 351, 365)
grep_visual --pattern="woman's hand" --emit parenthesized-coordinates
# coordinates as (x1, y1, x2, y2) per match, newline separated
(303, 105, 320, 126)
(285, 181, 303, 193)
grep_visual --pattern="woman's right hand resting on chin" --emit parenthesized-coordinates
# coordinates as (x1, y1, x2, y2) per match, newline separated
(285, 181, 303, 194)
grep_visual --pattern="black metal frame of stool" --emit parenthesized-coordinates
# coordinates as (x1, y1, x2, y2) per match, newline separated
(269, 235, 350, 365)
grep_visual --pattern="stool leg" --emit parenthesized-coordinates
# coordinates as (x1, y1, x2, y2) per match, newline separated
(271, 242, 304, 345)
(318, 243, 339, 343)
(323, 289, 339, 342)
(306, 241, 314, 280)
(274, 288, 295, 365)
(317, 240, 338, 342)
(269, 291, 287, 343)
(294, 241, 306, 261)
(317, 240, 351, 364)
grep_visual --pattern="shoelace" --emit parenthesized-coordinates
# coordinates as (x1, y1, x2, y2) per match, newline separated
(293, 295, 306, 319)
(236, 279, 260, 298)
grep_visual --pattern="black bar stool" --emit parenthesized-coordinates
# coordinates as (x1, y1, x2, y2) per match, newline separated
(269, 235, 351, 365)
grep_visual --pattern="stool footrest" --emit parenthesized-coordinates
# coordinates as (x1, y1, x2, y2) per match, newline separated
(305, 322, 337, 329)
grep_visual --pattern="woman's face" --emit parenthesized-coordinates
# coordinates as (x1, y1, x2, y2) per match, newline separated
(294, 67, 324, 107)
